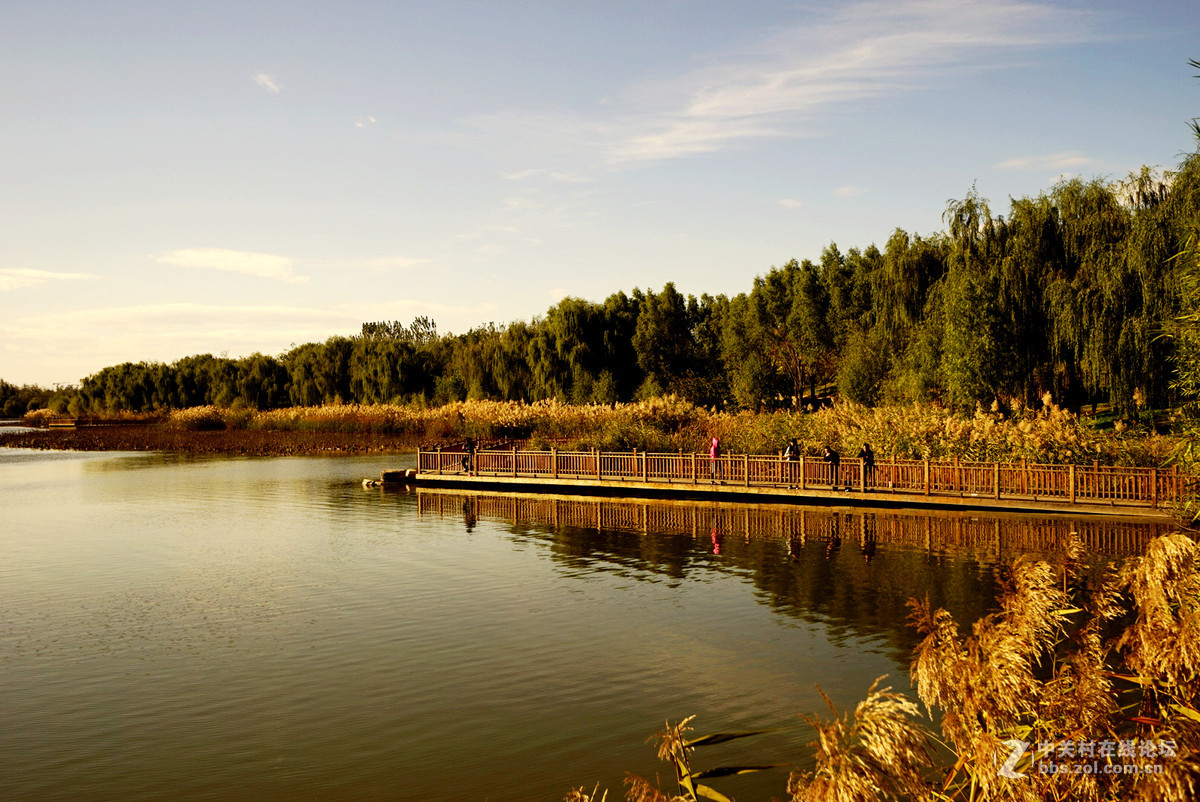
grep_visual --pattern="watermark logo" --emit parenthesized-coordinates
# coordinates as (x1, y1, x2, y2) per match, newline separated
(997, 739, 1177, 779)
(998, 739, 1030, 779)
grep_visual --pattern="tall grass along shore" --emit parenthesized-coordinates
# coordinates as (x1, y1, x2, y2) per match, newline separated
(15, 395, 1177, 468)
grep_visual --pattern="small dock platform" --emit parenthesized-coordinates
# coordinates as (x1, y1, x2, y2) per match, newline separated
(412, 447, 1184, 520)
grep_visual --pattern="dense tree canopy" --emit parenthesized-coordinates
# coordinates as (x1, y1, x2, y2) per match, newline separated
(15, 148, 1200, 420)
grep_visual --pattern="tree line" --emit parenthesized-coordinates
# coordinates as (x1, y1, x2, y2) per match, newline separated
(11, 155, 1200, 419)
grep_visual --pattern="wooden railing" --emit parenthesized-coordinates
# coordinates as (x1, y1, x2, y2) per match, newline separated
(417, 447, 1183, 511)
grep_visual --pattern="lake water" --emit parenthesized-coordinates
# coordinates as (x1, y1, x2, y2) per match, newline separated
(0, 449, 1172, 801)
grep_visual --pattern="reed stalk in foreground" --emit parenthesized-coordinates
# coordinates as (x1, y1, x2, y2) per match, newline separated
(572, 531, 1200, 801)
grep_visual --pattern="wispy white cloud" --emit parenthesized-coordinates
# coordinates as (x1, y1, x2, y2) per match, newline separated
(834, 186, 866, 199)
(476, 0, 1104, 168)
(502, 168, 595, 183)
(155, 248, 308, 284)
(995, 151, 1097, 171)
(253, 72, 282, 93)
(0, 268, 98, 292)
(779, 198, 803, 208)
(607, 0, 1104, 162)
(354, 115, 377, 128)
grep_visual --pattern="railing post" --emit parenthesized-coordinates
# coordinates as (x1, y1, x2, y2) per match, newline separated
(1069, 464, 1076, 504)
(858, 458, 865, 492)
(799, 456, 806, 490)
(512, 446, 517, 478)
(993, 462, 1000, 499)
(642, 451, 648, 482)
(1152, 468, 1158, 508)
(595, 449, 601, 481)
(552, 447, 558, 479)
(743, 454, 749, 487)
(924, 459, 930, 496)
(436, 445, 442, 475)
(692, 452, 697, 484)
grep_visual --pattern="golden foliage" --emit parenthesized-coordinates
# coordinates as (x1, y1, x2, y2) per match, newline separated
(152, 395, 1174, 468)
(788, 679, 933, 802)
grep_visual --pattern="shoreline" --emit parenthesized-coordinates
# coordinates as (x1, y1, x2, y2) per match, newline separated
(0, 425, 421, 456)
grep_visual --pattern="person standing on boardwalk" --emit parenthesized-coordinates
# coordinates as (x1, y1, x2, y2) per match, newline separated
(823, 445, 840, 489)
(709, 436, 721, 483)
(782, 438, 799, 487)
(857, 442, 875, 489)
(464, 437, 477, 476)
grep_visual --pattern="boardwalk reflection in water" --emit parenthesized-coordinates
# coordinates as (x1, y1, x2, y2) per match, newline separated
(417, 489, 1173, 663)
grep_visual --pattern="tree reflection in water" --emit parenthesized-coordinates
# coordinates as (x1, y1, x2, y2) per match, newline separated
(418, 490, 1171, 663)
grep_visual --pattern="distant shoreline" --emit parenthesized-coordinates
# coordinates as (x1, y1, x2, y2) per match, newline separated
(0, 425, 421, 456)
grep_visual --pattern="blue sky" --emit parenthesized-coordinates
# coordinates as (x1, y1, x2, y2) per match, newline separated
(2, 0, 1198, 387)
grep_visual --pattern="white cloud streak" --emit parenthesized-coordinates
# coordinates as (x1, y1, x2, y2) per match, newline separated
(156, 248, 308, 284)
(0, 268, 98, 292)
(474, 0, 1104, 169)
(253, 72, 282, 93)
(995, 151, 1097, 171)
(605, 0, 1102, 163)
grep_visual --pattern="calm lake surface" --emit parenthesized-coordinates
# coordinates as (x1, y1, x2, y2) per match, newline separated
(0, 449, 1171, 801)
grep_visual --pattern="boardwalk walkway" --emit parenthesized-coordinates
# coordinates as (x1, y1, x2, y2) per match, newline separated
(416, 447, 1184, 519)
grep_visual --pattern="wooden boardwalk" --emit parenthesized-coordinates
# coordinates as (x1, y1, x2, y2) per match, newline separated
(416, 447, 1185, 519)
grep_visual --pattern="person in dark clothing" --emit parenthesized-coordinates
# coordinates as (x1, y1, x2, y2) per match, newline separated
(857, 442, 875, 489)
(782, 438, 800, 487)
(463, 437, 477, 475)
(823, 445, 840, 489)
